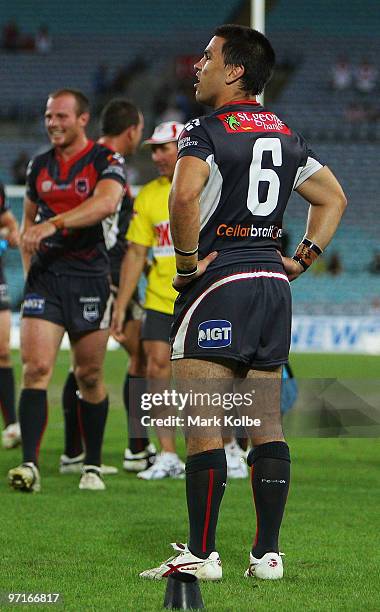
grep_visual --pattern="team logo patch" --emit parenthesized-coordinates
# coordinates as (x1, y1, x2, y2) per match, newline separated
(41, 180, 53, 192)
(83, 303, 99, 322)
(75, 178, 90, 195)
(23, 293, 45, 314)
(217, 111, 291, 135)
(198, 320, 232, 349)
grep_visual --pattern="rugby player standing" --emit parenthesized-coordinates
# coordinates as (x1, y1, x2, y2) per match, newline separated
(8, 89, 127, 492)
(58, 99, 156, 475)
(140, 25, 346, 580)
(0, 182, 21, 449)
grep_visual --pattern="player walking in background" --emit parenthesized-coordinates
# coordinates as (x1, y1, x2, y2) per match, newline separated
(57, 98, 155, 475)
(140, 25, 346, 580)
(112, 121, 185, 480)
(8, 89, 126, 492)
(0, 182, 21, 449)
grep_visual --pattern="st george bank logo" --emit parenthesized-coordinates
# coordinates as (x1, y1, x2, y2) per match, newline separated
(198, 320, 232, 349)
(218, 111, 291, 135)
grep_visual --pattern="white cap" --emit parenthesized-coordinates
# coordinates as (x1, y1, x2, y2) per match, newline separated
(142, 121, 185, 146)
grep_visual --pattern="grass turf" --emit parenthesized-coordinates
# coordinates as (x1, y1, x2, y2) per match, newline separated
(0, 351, 379, 611)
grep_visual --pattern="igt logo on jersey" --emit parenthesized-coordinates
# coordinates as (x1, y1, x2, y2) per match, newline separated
(198, 320, 232, 349)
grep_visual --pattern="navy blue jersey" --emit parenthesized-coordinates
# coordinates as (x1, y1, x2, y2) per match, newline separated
(26, 141, 126, 276)
(177, 100, 323, 268)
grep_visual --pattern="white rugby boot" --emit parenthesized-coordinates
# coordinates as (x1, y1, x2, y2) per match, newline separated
(244, 551, 284, 580)
(79, 465, 106, 490)
(140, 543, 222, 581)
(2, 422, 21, 449)
(137, 452, 184, 480)
(123, 443, 157, 472)
(8, 462, 41, 492)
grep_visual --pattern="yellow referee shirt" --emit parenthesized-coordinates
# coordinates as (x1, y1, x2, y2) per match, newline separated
(126, 176, 177, 315)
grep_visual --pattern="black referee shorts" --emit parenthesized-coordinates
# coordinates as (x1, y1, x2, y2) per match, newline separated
(170, 264, 291, 369)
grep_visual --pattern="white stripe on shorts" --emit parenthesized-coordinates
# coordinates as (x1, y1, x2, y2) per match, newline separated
(171, 270, 289, 359)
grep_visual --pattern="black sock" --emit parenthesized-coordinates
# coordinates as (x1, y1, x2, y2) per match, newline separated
(62, 371, 83, 458)
(0, 367, 16, 426)
(186, 449, 227, 559)
(19, 389, 48, 465)
(124, 374, 149, 454)
(247, 441, 291, 558)
(78, 396, 109, 467)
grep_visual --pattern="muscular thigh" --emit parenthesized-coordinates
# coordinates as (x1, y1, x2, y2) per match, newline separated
(173, 358, 235, 455)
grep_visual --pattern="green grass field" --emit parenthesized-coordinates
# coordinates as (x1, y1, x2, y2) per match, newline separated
(1, 351, 379, 611)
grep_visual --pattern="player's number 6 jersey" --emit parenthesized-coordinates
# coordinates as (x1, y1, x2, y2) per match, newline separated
(177, 100, 323, 267)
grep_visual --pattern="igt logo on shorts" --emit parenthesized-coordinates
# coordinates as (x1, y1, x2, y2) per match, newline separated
(198, 320, 232, 349)
(23, 293, 45, 314)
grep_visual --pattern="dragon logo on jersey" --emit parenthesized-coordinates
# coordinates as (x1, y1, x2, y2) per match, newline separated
(75, 178, 90, 195)
(224, 114, 241, 131)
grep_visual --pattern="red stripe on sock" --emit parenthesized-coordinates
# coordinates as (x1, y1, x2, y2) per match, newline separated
(251, 466, 259, 548)
(202, 468, 214, 553)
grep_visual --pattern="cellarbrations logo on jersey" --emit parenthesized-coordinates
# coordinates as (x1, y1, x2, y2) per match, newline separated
(218, 111, 291, 135)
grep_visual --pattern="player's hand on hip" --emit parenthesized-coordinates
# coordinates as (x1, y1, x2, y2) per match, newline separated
(281, 255, 304, 281)
(22, 221, 56, 254)
(173, 251, 218, 291)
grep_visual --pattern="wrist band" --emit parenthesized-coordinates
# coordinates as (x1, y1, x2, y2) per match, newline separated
(292, 237, 323, 271)
(174, 245, 198, 256)
(50, 216, 65, 230)
(176, 265, 198, 277)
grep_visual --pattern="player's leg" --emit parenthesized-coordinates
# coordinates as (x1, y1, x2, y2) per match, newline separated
(0, 308, 20, 448)
(136, 308, 182, 480)
(137, 337, 183, 480)
(243, 366, 290, 580)
(71, 328, 109, 467)
(60, 362, 84, 466)
(120, 318, 154, 469)
(140, 357, 230, 580)
(8, 318, 64, 492)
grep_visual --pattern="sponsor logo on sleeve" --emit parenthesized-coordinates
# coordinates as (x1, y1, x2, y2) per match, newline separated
(198, 320, 232, 349)
(218, 111, 291, 135)
(178, 136, 199, 151)
(23, 293, 45, 315)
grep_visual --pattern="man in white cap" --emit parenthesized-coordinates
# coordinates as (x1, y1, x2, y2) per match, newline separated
(112, 121, 185, 479)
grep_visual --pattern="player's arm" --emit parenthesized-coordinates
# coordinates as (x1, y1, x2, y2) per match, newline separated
(111, 241, 148, 340)
(20, 196, 38, 276)
(22, 178, 123, 254)
(282, 166, 347, 281)
(169, 156, 217, 290)
(0, 209, 20, 247)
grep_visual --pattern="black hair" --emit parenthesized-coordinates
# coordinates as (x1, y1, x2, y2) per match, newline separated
(214, 24, 275, 95)
(100, 98, 141, 136)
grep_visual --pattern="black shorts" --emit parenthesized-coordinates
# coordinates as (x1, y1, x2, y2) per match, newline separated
(22, 267, 113, 335)
(170, 264, 291, 368)
(141, 308, 174, 343)
(0, 265, 10, 311)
